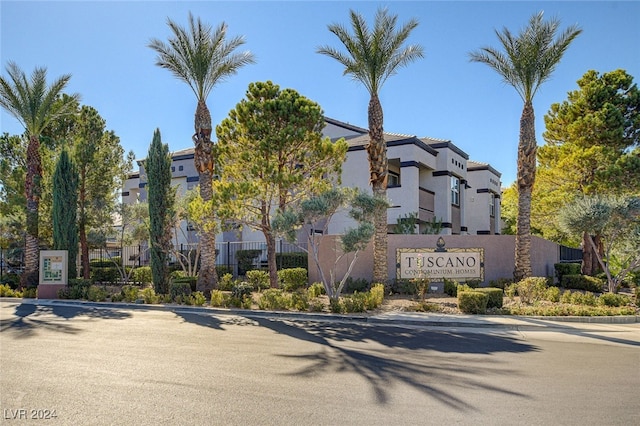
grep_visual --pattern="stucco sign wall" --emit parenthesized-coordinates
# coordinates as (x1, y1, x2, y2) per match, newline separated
(397, 238, 484, 282)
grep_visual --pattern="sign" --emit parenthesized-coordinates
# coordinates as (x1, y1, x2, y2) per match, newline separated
(39, 250, 68, 285)
(397, 238, 484, 282)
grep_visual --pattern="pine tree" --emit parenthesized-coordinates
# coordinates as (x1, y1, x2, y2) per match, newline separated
(146, 129, 174, 294)
(52, 149, 79, 279)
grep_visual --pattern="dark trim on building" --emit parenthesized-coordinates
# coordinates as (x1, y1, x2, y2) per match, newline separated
(400, 160, 420, 168)
(419, 187, 435, 195)
(461, 226, 468, 232)
(477, 230, 491, 235)
(432, 170, 451, 177)
(121, 191, 130, 197)
(387, 138, 439, 156)
(173, 154, 195, 161)
(186, 176, 199, 183)
(441, 222, 452, 229)
(138, 183, 147, 188)
(324, 116, 368, 134)
(467, 163, 502, 177)
(477, 188, 490, 193)
(428, 141, 469, 159)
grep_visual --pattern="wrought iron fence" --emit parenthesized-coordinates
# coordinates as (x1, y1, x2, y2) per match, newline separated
(559, 245, 583, 263)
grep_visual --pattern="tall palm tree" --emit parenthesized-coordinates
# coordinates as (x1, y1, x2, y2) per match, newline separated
(318, 8, 424, 284)
(469, 12, 581, 281)
(0, 62, 79, 288)
(149, 13, 255, 292)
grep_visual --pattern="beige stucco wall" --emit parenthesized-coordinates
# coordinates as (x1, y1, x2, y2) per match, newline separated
(308, 234, 560, 286)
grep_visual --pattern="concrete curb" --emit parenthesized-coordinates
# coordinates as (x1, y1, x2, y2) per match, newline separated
(2, 297, 638, 328)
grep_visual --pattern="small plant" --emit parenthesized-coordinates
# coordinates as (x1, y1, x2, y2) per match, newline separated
(473, 287, 503, 309)
(309, 299, 325, 312)
(209, 290, 228, 307)
(219, 273, 235, 291)
(0, 284, 17, 297)
(170, 282, 191, 301)
(329, 298, 343, 313)
(245, 270, 269, 290)
(570, 291, 597, 306)
(87, 285, 108, 302)
(22, 287, 37, 298)
(121, 285, 140, 303)
(344, 277, 369, 293)
(544, 286, 561, 303)
(458, 291, 488, 314)
(258, 289, 289, 310)
(131, 266, 153, 285)
(561, 274, 604, 292)
(514, 277, 548, 304)
(599, 292, 630, 307)
(342, 292, 367, 313)
(560, 290, 573, 304)
(554, 263, 581, 283)
(192, 291, 206, 306)
(308, 282, 325, 298)
(366, 283, 385, 309)
(140, 287, 159, 304)
(444, 278, 458, 297)
(278, 268, 308, 292)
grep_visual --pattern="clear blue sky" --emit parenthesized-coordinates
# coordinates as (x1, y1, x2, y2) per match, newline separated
(1, 1, 639, 185)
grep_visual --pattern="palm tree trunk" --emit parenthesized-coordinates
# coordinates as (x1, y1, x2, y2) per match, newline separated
(22, 134, 43, 288)
(514, 100, 536, 281)
(366, 93, 388, 284)
(193, 100, 218, 293)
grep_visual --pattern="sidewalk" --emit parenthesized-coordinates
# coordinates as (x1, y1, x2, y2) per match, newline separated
(3, 297, 639, 330)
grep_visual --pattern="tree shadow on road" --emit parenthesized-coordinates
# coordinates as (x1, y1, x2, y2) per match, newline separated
(0, 301, 132, 339)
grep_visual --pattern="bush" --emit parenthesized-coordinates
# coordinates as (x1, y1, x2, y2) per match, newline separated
(192, 291, 206, 306)
(560, 290, 573, 304)
(245, 270, 269, 290)
(0, 273, 20, 289)
(555, 262, 581, 283)
(308, 282, 325, 298)
(140, 287, 159, 304)
(545, 286, 561, 303)
(0, 284, 17, 297)
(218, 273, 235, 291)
(599, 293, 631, 307)
(278, 268, 308, 292)
(209, 290, 229, 307)
(237, 249, 262, 275)
(309, 299, 325, 312)
(170, 282, 191, 301)
(258, 289, 290, 311)
(488, 278, 513, 290)
(444, 278, 458, 297)
(464, 280, 481, 289)
(171, 275, 197, 292)
(90, 258, 119, 268)
(458, 291, 488, 314)
(58, 279, 92, 299)
(474, 287, 503, 309)
(390, 279, 418, 295)
(216, 265, 232, 277)
(570, 291, 597, 306)
(345, 277, 369, 293)
(131, 266, 153, 285)
(90, 267, 119, 284)
(515, 277, 548, 304)
(231, 282, 254, 301)
(290, 291, 309, 311)
(561, 274, 604, 292)
(276, 252, 308, 269)
(121, 285, 140, 303)
(342, 292, 368, 313)
(87, 285, 108, 302)
(366, 283, 385, 309)
(329, 298, 343, 313)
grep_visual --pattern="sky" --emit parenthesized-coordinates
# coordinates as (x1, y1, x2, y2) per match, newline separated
(1, 1, 639, 186)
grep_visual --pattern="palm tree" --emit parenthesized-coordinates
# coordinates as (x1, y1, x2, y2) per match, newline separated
(0, 62, 79, 288)
(469, 12, 581, 281)
(317, 8, 424, 284)
(149, 13, 255, 293)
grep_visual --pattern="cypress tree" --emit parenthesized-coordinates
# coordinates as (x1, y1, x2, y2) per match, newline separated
(52, 149, 79, 279)
(146, 129, 174, 294)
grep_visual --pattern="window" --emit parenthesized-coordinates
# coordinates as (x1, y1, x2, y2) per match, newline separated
(178, 165, 184, 171)
(388, 171, 400, 187)
(489, 193, 495, 216)
(451, 176, 460, 206)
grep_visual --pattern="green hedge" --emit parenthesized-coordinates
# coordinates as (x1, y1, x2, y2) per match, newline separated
(555, 263, 581, 283)
(474, 287, 503, 309)
(131, 266, 152, 285)
(276, 252, 308, 269)
(277, 267, 308, 291)
(457, 291, 488, 314)
(561, 274, 604, 292)
(90, 267, 119, 284)
(237, 249, 262, 275)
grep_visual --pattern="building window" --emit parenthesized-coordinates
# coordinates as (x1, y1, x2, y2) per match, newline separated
(178, 165, 184, 171)
(171, 166, 175, 172)
(489, 193, 495, 217)
(388, 171, 400, 187)
(451, 176, 460, 206)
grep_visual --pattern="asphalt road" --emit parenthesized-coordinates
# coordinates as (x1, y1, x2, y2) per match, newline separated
(1, 300, 639, 425)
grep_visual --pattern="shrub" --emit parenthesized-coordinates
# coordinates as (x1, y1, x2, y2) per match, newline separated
(515, 277, 548, 304)
(488, 278, 513, 290)
(231, 282, 254, 301)
(216, 273, 234, 291)
(555, 262, 581, 283)
(545, 286, 561, 303)
(464, 280, 481, 289)
(59, 279, 92, 299)
(131, 266, 153, 285)
(329, 298, 343, 313)
(192, 291, 206, 306)
(390, 279, 418, 295)
(87, 285, 108, 302)
(276, 252, 308, 269)
(258, 289, 289, 310)
(366, 283, 385, 309)
(474, 287, 503, 309)
(22, 287, 37, 298)
(0, 273, 20, 289)
(308, 282, 325, 298)
(342, 292, 368, 313)
(171, 275, 197, 292)
(560, 290, 573, 304)
(170, 282, 191, 301)
(90, 267, 119, 284)
(571, 291, 597, 306)
(209, 290, 228, 307)
(0, 284, 17, 297)
(216, 265, 232, 277)
(245, 270, 269, 290)
(237, 249, 262, 275)
(290, 291, 309, 311)
(344, 277, 369, 293)
(121, 285, 140, 303)
(278, 268, 308, 292)
(90, 258, 119, 268)
(309, 299, 325, 312)
(140, 287, 159, 304)
(458, 291, 488, 314)
(561, 274, 604, 292)
(444, 278, 458, 297)
(599, 293, 631, 307)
